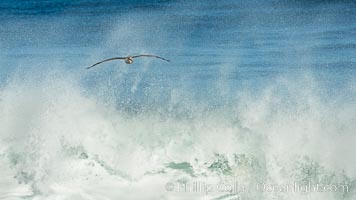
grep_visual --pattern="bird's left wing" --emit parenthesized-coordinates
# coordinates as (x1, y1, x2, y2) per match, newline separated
(87, 57, 126, 69)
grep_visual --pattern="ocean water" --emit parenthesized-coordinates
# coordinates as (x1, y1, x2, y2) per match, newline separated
(0, 0, 355, 199)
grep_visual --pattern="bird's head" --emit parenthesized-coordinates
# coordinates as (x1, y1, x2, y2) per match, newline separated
(125, 57, 133, 64)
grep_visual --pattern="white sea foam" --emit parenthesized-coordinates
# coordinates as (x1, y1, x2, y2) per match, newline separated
(0, 68, 355, 200)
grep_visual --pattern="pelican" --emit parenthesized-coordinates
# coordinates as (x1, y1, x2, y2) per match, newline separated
(87, 54, 170, 69)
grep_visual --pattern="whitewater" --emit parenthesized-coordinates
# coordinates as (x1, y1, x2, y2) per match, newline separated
(0, 0, 355, 199)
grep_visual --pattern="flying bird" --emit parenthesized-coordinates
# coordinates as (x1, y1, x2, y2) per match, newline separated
(87, 54, 170, 69)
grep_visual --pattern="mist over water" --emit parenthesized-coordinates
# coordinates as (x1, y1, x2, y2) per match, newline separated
(0, 0, 355, 199)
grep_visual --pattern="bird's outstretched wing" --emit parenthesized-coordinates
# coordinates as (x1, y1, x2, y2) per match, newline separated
(132, 54, 170, 62)
(87, 57, 126, 69)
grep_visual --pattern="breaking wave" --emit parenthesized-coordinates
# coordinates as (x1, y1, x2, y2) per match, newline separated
(0, 67, 355, 200)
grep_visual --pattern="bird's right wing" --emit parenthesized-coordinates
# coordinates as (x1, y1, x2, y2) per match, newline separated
(87, 57, 126, 69)
(132, 54, 170, 62)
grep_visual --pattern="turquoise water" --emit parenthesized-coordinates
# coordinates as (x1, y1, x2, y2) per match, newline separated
(0, 1, 355, 199)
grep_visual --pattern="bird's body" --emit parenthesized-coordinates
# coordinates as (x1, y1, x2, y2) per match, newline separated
(125, 57, 134, 64)
(87, 54, 169, 69)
